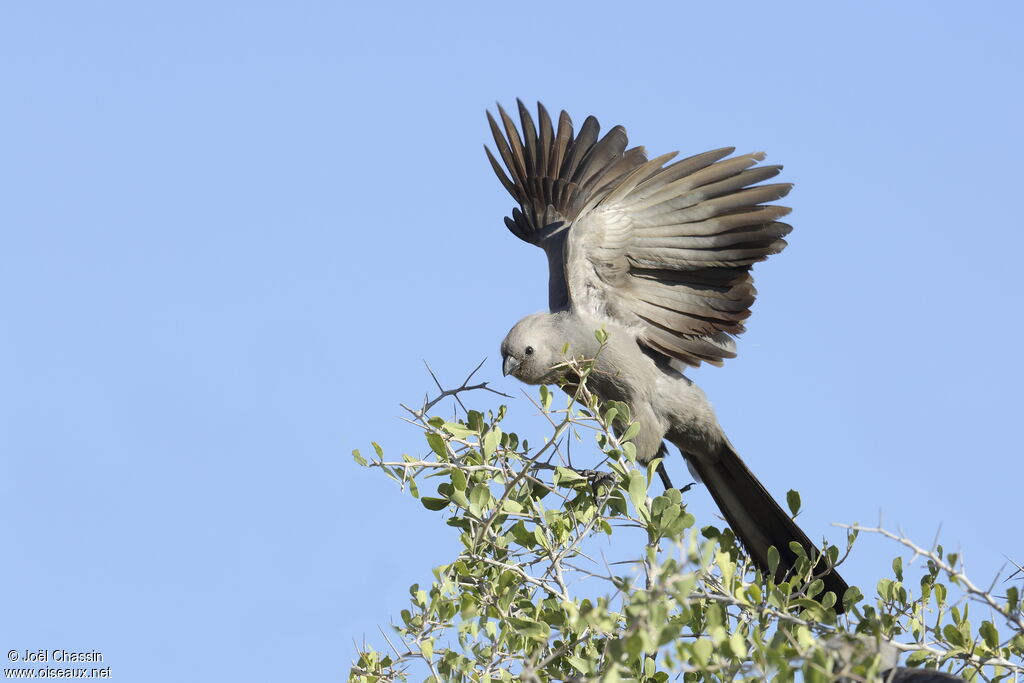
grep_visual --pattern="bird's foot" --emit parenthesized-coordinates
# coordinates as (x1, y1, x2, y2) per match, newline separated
(572, 468, 616, 497)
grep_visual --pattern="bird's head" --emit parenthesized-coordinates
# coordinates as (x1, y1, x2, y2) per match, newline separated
(500, 314, 568, 385)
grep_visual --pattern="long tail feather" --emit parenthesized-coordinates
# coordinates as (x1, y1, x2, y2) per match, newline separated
(684, 442, 849, 611)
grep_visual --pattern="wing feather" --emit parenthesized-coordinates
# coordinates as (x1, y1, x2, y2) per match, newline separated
(550, 111, 573, 179)
(536, 103, 553, 178)
(516, 99, 538, 176)
(630, 147, 736, 198)
(496, 103, 528, 186)
(486, 111, 522, 189)
(633, 222, 792, 250)
(634, 206, 791, 234)
(574, 125, 628, 188)
(583, 147, 649, 197)
(485, 145, 518, 199)
(633, 281, 754, 315)
(629, 164, 783, 214)
(561, 115, 600, 183)
(599, 153, 680, 208)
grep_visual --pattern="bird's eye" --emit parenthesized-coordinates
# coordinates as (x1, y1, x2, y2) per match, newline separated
(525, 346, 534, 356)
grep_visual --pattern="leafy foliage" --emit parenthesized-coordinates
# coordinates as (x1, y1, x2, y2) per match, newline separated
(350, 361, 1023, 682)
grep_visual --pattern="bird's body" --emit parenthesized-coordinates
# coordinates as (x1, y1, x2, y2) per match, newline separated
(502, 312, 848, 602)
(488, 101, 848, 608)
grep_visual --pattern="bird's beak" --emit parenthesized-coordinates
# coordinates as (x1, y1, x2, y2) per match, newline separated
(502, 355, 521, 377)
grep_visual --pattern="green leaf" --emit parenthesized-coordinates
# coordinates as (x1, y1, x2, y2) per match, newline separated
(716, 551, 737, 586)
(442, 422, 476, 439)
(728, 630, 748, 658)
(566, 656, 590, 674)
(608, 400, 630, 422)
(795, 625, 816, 649)
(691, 638, 713, 666)
(767, 545, 780, 577)
(554, 466, 585, 485)
(539, 385, 552, 412)
(892, 556, 904, 581)
(839, 585, 864, 610)
(603, 406, 619, 427)
(943, 623, 966, 647)
(425, 432, 447, 458)
(980, 620, 1000, 649)
(352, 449, 367, 466)
(420, 497, 449, 511)
(419, 638, 433, 661)
(450, 488, 470, 508)
(469, 484, 489, 505)
(620, 422, 641, 442)
(510, 521, 534, 547)
(786, 489, 801, 516)
(372, 442, 383, 457)
(794, 599, 827, 621)
(482, 427, 501, 458)
(469, 484, 490, 516)
(627, 470, 647, 511)
(508, 617, 550, 641)
(451, 468, 467, 490)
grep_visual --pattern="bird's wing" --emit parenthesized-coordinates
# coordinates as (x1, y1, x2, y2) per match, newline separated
(485, 101, 648, 311)
(565, 144, 793, 366)
(487, 102, 792, 367)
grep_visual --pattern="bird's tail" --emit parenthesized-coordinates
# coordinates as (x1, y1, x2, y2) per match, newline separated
(685, 442, 849, 612)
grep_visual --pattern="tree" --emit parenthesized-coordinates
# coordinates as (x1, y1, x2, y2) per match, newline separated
(349, 354, 1024, 682)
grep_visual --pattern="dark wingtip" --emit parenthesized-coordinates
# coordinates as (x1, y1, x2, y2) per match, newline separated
(537, 101, 550, 121)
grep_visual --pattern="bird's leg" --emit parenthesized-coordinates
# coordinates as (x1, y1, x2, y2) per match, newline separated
(576, 468, 616, 498)
(656, 461, 694, 494)
(559, 444, 614, 493)
(657, 461, 675, 490)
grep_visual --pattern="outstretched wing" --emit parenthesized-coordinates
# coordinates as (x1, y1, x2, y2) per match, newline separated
(485, 100, 648, 310)
(487, 102, 792, 367)
(565, 145, 793, 366)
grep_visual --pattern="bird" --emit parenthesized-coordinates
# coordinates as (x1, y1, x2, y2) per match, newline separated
(487, 100, 849, 609)
(825, 636, 967, 682)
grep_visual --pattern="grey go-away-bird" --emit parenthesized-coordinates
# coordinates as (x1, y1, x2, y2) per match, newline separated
(487, 101, 849, 608)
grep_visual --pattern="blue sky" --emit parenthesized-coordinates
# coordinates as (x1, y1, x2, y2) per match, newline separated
(3, 2, 1022, 681)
